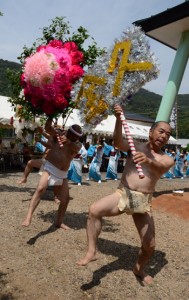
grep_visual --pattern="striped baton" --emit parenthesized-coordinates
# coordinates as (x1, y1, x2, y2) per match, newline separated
(120, 111, 145, 179)
(55, 130, 64, 149)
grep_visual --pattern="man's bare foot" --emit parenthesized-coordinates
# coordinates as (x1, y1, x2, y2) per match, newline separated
(54, 197, 60, 205)
(77, 253, 97, 266)
(133, 268, 153, 285)
(18, 178, 27, 184)
(21, 218, 31, 227)
(55, 223, 71, 230)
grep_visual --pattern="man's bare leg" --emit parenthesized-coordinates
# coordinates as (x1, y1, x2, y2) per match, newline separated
(21, 172, 49, 226)
(54, 179, 71, 229)
(53, 185, 61, 205)
(77, 192, 121, 266)
(132, 213, 155, 285)
(77, 213, 102, 265)
(18, 160, 33, 184)
(18, 159, 43, 184)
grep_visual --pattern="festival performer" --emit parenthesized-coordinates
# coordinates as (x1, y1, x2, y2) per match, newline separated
(77, 104, 174, 285)
(86, 142, 96, 164)
(67, 143, 87, 186)
(21, 122, 82, 229)
(163, 148, 175, 179)
(185, 151, 189, 176)
(174, 149, 185, 179)
(105, 142, 121, 181)
(101, 139, 114, 172)
(87, 138, 104, 183)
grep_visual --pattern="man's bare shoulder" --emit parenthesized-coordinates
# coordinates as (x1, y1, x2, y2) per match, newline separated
(163, 152, 175, 163)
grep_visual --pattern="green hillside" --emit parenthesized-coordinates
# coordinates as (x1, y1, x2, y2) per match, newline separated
(0, 59, 21, 96)
(0, 59, 189, 138)
(130, 89, 189, 138)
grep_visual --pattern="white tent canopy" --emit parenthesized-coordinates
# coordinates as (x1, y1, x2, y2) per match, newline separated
(57, 109, 177, 144)
(0, 95, 15, 126)
(0, 95, 176, 144)
(58, 111, 151, 139)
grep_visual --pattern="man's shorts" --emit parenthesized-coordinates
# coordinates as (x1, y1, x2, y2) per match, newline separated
(116, 184, 152, 215)
(43, 161, 68, 186)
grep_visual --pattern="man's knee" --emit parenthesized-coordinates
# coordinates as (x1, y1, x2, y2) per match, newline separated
(36, 184, 46, 195)
(27, 160, 33, 168)
(88, 203, 101, 218)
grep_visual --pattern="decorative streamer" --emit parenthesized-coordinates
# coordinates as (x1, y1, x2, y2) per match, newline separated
(72, 25, 159, 129)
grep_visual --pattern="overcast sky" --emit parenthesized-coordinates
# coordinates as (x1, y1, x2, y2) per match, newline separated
(1, 0, 189, 95)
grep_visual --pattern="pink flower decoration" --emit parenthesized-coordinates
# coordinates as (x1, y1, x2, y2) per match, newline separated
(69, 65, 84, 83)
(49, 40, 64, 48)
(22, 39, 84, 116)
(20, 74, 26, 87)
(63, 41, 78, 52)
(54, 94, 68, 109)
(70, 51, 84, 64)
(42, 84, 57, 102)
(42, 102, 55, 115)
(54, 68, 70, 86)
(31, 97, 43, 108)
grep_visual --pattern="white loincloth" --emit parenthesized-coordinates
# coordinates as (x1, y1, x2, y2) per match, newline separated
(43, 160, 68, 186)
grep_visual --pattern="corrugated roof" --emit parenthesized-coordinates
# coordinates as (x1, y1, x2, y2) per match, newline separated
(133, 2, 189, 50)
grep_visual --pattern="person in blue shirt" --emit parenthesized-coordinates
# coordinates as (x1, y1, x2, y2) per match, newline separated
(67, 143, 87, 186)
(87, 143, 96, 164)
(105, 143, 121, 181)
(87, 138, 104, 183)
(174, 149, 185, 178)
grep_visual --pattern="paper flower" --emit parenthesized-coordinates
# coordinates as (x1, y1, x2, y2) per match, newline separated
(13, 118, 42, 141)
(21, 40, 84, 116)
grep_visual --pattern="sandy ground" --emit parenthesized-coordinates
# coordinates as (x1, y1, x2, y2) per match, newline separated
(0, 171, 189, 300)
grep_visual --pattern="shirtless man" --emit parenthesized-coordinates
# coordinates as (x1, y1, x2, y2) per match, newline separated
(21, 120, 82, 229)
(77, 104, 174, 285)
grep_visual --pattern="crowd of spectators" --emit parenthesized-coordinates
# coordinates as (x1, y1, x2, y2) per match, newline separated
(163, 147, 189, 179)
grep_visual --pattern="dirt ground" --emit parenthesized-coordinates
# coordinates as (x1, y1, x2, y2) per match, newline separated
(0, 171, 189, 300)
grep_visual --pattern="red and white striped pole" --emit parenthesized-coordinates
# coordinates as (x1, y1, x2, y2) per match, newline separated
(55, 130, 64, 149)
(120, 111, 145, 179)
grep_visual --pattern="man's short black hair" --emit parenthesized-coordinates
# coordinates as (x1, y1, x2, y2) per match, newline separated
(150, 121, 171, 131)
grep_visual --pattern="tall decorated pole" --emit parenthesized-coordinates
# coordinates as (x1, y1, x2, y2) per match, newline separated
(73, 26, 159, 178)
(120, 111, 145, 178)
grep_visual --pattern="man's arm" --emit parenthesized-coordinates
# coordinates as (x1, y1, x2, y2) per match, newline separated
(133, 151, 175, 174)
(45, 119, 57, 136)
(37, 126, 50, 140)
(113, 105, 130, 152)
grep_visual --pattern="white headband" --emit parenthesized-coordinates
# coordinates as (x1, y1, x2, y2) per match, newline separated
(69, 125, 83, 137)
